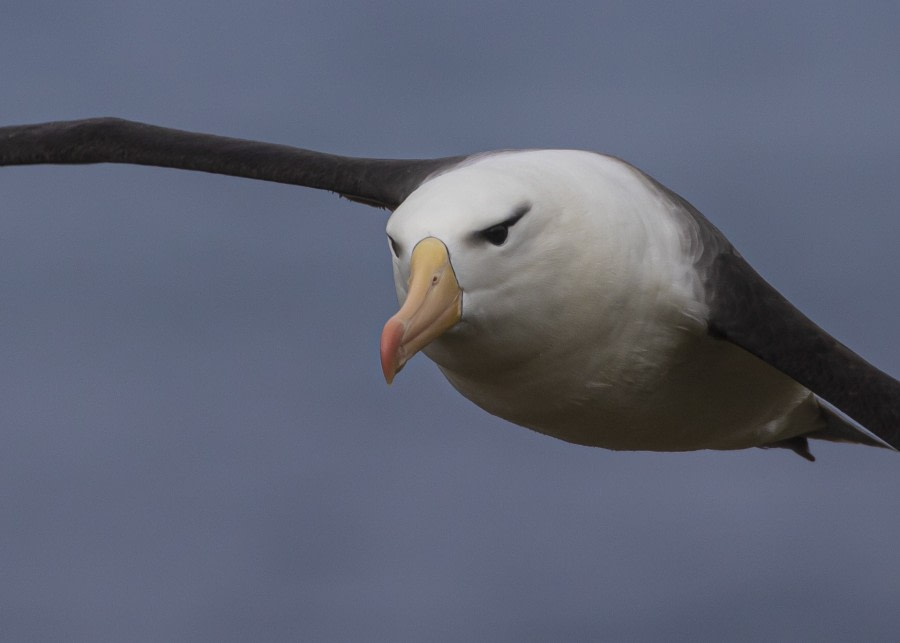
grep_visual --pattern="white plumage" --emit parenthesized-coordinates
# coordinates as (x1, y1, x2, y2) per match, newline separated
(386, 150, 819, 452)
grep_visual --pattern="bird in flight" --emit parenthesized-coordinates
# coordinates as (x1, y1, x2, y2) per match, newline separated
(2, 118, 897, 461)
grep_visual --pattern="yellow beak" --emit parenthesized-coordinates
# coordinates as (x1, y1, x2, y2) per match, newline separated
(380, 237, 462, 384)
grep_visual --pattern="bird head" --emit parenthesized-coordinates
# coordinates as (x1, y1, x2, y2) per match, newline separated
(380, 150, 628, 385)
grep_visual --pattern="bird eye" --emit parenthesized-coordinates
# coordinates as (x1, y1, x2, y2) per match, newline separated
(480, 224, 509, 246)
(388, 235, 402, 256)
(476, 203, 531, 247)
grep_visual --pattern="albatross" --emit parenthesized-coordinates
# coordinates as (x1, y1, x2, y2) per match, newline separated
(2, 118, 897, 461)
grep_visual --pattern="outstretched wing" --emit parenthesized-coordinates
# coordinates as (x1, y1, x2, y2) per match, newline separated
(0, 118, 465, 210)
(656, 182, 900, 450)
(704, 248, 900, 449)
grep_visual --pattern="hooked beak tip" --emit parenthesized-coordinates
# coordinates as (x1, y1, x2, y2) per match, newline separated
(380, 316, 405, 385)
(379, 237, 462, 385)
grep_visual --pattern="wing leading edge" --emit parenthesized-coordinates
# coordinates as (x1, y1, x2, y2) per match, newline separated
(705, 248, 900, 450)
(0, 118, 465, 210)
(650, 179, 900, 451)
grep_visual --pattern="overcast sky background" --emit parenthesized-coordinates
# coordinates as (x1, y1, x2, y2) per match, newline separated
(2, 2, 899, 641)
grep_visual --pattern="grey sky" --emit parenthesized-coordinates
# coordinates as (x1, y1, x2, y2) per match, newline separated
(2, 2, 899, 640)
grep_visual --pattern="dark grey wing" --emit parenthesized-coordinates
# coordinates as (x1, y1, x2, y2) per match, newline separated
(704, 247, 900, 449)
(0, 118, 466, 210)
(652, 178, 900, 450)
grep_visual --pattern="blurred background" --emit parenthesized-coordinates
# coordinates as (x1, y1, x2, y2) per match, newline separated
(2, 2, 899, 640)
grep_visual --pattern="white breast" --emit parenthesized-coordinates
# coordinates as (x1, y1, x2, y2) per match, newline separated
(389, 150, 818, 452)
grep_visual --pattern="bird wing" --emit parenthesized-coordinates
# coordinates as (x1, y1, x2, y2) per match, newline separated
(655, 179, 900, 450)
(705, 247, 900, 449)
(0, 118, 465, 210)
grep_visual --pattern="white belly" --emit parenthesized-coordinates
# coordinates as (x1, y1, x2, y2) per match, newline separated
(435, 333, 820, 452)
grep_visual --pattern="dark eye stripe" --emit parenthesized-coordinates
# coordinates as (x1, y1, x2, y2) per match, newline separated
(388, 235, 402, 256)
(476, 203, 531, 246)
(503, 203, 531, 228)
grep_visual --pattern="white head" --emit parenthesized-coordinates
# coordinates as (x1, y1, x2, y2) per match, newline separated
(381, 150, 704, 395)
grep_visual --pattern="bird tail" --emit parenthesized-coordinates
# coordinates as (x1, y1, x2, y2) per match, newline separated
(806, 402, 896, 449)
(760, 400, 894, 462)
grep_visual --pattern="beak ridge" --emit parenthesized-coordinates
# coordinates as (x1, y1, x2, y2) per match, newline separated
(380, 237, 462, 383)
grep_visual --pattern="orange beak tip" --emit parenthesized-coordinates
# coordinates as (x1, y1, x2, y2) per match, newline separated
(380, 317, 405, 385)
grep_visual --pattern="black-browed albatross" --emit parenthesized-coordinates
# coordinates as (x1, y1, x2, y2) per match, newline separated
(2, 118, 897, 461)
